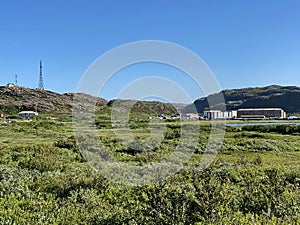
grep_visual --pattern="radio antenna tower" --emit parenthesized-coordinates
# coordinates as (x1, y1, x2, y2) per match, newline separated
(15, 74, 18, 86)
(38, 60, 44, 90)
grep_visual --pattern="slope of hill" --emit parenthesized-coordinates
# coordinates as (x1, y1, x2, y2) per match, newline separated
(183, 85, 300, 114)
(0, 86, 107, 114)
(0, 86, 177, 116)
(107, 99, 178, 116)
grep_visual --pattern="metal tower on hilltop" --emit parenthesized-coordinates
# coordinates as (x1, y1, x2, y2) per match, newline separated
(38, 60, 44, 90)
(15, 74, 18, 86)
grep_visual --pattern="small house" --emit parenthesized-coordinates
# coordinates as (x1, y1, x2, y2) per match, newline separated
(7, 83, 15, 88)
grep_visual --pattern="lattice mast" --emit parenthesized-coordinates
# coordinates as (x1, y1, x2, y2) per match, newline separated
(38, 60, 44, 90)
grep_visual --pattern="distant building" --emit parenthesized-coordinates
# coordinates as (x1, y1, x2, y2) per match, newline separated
(158, 114, 166, 119)
(171, 114, 181, 119)
(204, 110, 237, 120)
(185, 113, 200, 119)
(237, 108, 286, 119)
(18, 111, 38, 119)
(0, 112, 3, 118)
(288, 115, 298, 120)
(7, 83, 15, 88)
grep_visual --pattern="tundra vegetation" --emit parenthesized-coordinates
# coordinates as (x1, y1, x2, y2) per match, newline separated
(0, 111, 299, 224)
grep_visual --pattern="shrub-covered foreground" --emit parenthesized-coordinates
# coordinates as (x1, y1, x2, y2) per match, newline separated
(0, 146, 299, 224)
(0, 120, 299, 224)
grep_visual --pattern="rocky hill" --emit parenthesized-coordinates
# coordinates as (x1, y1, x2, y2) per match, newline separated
(183, 85, 300, 114)
(107, 99, 178, 116)
(0, 86, 107, 114)
(0, 86, 177, 116)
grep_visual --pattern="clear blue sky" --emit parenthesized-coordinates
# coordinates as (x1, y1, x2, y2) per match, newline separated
(0, 0, 299, 102)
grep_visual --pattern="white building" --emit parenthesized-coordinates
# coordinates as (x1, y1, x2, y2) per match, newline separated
(185, 113, 200, 119)
(7, 83, 15, 88)
(18, 111, 38, 119)
(204, 110, 237, 120)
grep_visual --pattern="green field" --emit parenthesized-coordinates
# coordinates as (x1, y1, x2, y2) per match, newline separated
(0, 116, 299, 224)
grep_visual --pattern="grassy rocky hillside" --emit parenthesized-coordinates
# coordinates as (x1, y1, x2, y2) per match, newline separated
(107, 99, 178, 117)
(183, 85, 300, 114)
(0, 86, 107, 114)
(0, 86, 177, 116)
